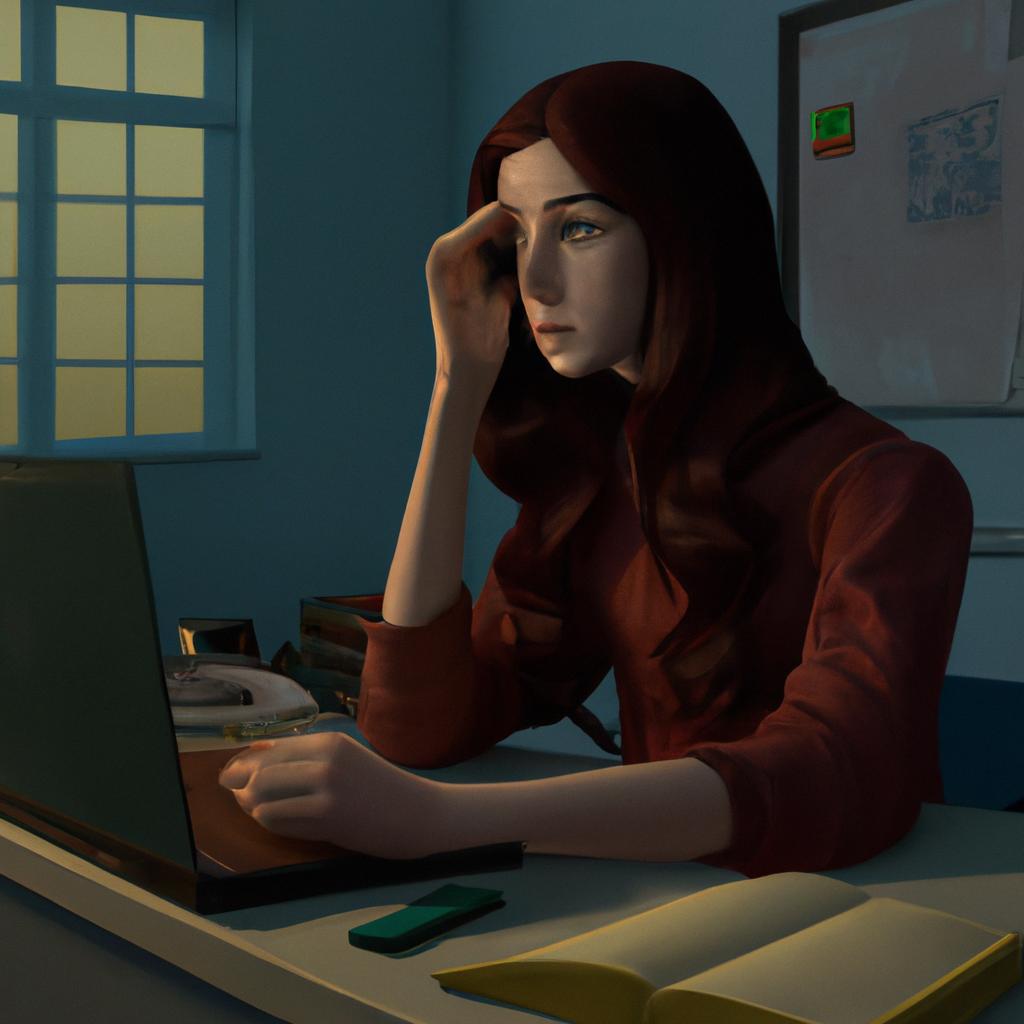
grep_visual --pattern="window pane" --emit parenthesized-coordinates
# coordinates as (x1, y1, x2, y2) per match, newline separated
(57, 284, 125, 359)
(135, 205, 202, 278)
(135, 15, 203, 99)
(135, 126, 203, 198)
(0, 201, 15, 277)
(0, 284, 15, 356)
(0, 364, 15, 444)
(135, 366, 202, 435)
(56, 6, 126, 92)
(55, 366, 125, 440)
(0, 113, 16, 191)
(135, 284, 202, 359)
(0, 0, 20, 83)
(57, 120, 126, 196)
(57, 203, 125, 277)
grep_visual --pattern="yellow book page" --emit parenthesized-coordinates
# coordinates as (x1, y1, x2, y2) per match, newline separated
(436, 960, 654, 1024)
(433, 873, 869, 1024)
(644, 898, 1019, 1024)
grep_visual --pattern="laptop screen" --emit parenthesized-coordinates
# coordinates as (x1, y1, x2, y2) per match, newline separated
(0, 459, 195, 870)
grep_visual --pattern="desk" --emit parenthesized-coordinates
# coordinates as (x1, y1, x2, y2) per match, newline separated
(1, 717, 1023, 1024)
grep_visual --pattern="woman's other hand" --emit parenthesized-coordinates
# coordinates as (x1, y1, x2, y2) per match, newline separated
(218, 733, 450, 860)
(426, 201, 519, 392)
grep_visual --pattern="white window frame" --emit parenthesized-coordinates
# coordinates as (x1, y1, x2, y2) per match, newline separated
(0, 0, 255, 461)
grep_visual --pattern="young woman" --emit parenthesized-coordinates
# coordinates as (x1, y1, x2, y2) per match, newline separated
(220, 62, 973, 877)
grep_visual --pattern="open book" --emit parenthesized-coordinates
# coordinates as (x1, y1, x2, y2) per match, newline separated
(432, 872, 1022, 1024)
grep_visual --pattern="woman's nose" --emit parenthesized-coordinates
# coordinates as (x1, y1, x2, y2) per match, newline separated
(520, 239, 563, 306)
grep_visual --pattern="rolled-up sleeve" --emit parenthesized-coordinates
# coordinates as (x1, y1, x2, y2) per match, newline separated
(687, 441, 973, 877)
(357, 519, 611, 769)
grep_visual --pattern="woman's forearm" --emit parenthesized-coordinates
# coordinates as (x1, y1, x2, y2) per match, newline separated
(439, 757, 734, 861)
(381, 371, 489, 627)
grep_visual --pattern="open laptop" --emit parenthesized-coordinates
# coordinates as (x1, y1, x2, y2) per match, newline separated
(0, 459, 522, 914)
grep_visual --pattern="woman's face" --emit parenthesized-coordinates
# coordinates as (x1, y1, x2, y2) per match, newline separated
(496, 139, 649, 384)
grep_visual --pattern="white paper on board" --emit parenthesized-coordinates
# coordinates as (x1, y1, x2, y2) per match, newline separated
(798, 0, 1023, 407)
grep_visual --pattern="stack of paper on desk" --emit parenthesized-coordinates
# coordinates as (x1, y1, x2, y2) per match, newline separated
(433, 871, 1022, 1023)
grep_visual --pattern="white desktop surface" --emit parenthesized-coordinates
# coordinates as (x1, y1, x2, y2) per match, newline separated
(1, 718, 1023, 1024)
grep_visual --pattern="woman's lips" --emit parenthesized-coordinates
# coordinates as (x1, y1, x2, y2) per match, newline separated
(533, 322, 574, 332)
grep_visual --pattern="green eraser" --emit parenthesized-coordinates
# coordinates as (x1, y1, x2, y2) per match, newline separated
(348, 883, 505, 954)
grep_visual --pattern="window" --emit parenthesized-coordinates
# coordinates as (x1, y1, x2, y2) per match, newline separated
(0, 0, 254, 460)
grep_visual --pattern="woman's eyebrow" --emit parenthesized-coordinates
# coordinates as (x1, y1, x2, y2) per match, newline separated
(498, 192, 624, 215)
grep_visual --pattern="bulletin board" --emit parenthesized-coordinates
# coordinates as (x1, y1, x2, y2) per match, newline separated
(778, 0, 1024, 414)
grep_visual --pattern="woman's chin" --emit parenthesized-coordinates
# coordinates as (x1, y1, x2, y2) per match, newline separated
(542, 353, 596, 379)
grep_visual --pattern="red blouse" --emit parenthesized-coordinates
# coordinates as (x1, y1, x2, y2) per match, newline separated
(356, 399, 973, 877)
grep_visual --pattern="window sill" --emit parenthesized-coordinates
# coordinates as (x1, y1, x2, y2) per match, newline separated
(0, 449, 261, 464)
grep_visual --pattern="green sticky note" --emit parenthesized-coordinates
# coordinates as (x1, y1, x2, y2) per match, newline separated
(812, 106, 851, 141)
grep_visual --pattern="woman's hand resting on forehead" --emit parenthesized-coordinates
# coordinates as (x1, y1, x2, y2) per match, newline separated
(426, 200, 519, 394)
(219, 733, 451, 860)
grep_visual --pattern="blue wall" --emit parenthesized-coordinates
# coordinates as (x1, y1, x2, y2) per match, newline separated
(134, 2, 1022, 754)
(136, 0, 455, 659)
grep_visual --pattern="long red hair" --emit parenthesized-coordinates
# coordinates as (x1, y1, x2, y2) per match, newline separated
(468, 62, 839, 703)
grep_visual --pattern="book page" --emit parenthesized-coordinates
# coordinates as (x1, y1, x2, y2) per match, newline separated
(649, 897, 1012, 1024)
(523, 873, 867, 991)
(435, 873, 868, 1001)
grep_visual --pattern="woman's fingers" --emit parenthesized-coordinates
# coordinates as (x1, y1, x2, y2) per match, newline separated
(220, 740, 272, 787)
(427, 202, 517, 288)
(425, 202, 520, 384)
(435, 200, 517, 250)
(227, 759, 330, 813)
(215, 730, 447, 859)
(250, 796, 337, 842)
(219, 734, 347, 789)
(219, 758, 254, 790)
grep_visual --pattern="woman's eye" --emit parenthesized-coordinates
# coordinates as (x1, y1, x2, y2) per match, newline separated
(511, 221, 601, 248)
(562, 220, 600, 242)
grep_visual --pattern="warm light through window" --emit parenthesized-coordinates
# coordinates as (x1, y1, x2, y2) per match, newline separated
(0, 113, 16, 190)
(135, 15, 204, 98)
(56, 6, 127, 91)
(135, 366, 203, 434)
(57, 202, 126, 277)
(135, 125, 203, 197)
(55, 366, 126, 440)
(0, 284, 15, 357)
(57, 120, 127, 196)
(135, 205, 203, 278)
(0, 364, 16, 444)
(135, 284, 203, 360)
(0, 0, 21, 83)
(57, 284, 126, 360)
(0, 200, 16, 277)
(8, 2, 227, 450)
